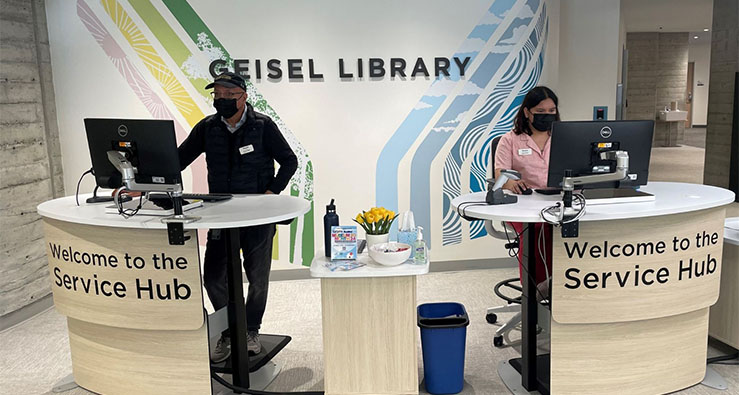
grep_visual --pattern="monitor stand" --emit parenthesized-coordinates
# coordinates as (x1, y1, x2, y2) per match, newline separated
(581, 188, 655, 205)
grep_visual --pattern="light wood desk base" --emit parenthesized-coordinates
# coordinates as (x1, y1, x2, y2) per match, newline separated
(551, 308, 708, 394)
(551, 208, 725, 394)
(709, 241, 739, 348)
(42, 219, 211, 394)
(68, 317, 211, 395)
(320, 276, 419, 395)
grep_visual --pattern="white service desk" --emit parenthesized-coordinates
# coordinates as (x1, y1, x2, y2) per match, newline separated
(37, 194, 310, 395)
(452, 181, 735, 394)
(310, 253, 429, 395)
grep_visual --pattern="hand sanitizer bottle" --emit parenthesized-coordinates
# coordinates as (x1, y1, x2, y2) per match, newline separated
(413, 226, 427, 265)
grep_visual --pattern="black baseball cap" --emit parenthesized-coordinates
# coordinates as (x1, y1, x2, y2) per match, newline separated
(205, 72, 246, 91)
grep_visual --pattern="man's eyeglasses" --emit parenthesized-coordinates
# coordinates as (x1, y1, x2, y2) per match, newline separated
(210, 91, 244, 100)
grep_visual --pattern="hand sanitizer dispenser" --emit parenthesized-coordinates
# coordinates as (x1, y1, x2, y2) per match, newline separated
(413, 226, 427, 265)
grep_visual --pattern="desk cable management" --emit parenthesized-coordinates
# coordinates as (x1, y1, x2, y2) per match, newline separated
(455, 200, 489, 221)
(539, 191, 586, 228)
(75, 168, 144, 218)
(75, 168, 93, 206)
(113, 188, 143, 219)
(502, 223, 550, 304)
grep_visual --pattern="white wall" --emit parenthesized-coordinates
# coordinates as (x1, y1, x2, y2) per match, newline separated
(45, 0, 637, 268)
(557, 0, 621, 120)
(688, 38, 711, 126)
(47, 0, 562, 268)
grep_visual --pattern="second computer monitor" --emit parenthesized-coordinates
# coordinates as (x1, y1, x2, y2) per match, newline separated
(547, 120, 654, 189)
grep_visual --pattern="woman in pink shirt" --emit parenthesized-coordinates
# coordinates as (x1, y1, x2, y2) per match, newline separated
(494, 86, 559, 286)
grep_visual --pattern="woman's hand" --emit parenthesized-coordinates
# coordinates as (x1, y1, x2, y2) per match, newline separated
(503, 179, 528, 194)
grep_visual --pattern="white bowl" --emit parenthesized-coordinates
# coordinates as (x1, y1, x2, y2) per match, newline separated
(369, 242, 412, 266)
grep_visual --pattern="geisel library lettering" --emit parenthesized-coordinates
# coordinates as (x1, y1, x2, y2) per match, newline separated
(209, 56, 473, 80)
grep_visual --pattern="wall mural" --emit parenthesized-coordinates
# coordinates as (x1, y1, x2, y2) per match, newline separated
(77, 0, 315, 265)
(376, 0, 548, 247)
(72, 0, 548, 264)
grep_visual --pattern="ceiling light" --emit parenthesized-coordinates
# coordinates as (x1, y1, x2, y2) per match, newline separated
(694, 36, 699, 39)
(703, 28, 709, 32)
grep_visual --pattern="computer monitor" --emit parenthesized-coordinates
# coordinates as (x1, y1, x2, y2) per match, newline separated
(547, 120, 654, 189)
(84, 118, 182, 189)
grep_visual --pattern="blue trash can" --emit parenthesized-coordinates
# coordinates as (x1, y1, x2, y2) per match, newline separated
(417, 302, 469, 394)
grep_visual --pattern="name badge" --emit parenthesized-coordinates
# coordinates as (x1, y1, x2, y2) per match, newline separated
(239, 145, 254, 155)
(518, 148, 532, 156)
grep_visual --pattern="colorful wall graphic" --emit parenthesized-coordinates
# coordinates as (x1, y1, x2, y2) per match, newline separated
(47, 0, 553, 266)
(377, 0, 548, 247)
(76, 0, 314, 265)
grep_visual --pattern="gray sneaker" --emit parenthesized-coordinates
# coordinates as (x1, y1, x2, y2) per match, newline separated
(211, 335, 231, 363)
(247, 331, 262, 355)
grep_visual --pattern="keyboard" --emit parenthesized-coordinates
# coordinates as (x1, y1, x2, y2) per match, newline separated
(181, 193, 233, 202)
(534, 188, 562, 195)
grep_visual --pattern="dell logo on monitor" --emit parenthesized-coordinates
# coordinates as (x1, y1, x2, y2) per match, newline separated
(117, 124, 128, 137)
(600, 126, 613, 138)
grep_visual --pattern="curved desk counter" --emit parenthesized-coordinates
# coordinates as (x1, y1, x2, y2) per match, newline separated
(310, 253, 429, 395)
(708, 217, 739, 350)
(37, 194, 310, 395)
(452, 182, 735, 394)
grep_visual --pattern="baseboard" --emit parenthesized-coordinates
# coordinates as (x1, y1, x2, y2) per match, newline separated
(266, 257, 518, 282)
(692, 124, 707, 128)
(0, 293, 54, 333)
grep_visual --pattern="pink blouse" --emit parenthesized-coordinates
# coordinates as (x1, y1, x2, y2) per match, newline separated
(494, 130, 551, 189)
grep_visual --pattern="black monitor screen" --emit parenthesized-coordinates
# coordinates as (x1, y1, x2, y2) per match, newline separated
(547, 120, 654, 189)
(84, 118, 181, 189)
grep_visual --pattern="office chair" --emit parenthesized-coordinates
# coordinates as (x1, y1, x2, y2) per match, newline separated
(484, 135, 523, 347)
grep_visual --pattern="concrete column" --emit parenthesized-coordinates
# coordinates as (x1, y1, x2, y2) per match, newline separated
(654, 33, 689, 146)
(0, 0, 63, 317)
(704, 0, 739, 190)
(625, 32, 689, 147)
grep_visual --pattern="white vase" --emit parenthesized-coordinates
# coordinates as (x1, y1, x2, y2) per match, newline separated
(365, 233, 390, 249)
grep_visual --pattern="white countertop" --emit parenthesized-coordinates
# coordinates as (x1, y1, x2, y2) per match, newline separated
(310, 252, 429, 278)
(451, 182, 735, 223)
(37, 193, 311, 230)
(725, 217, 739, 246)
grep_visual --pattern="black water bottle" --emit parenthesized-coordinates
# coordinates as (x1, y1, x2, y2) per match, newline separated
(323, 199, 339, 257)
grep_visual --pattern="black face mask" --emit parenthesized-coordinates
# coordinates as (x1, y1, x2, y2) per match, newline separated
(214, 98, 239, 119)
(531, 113, 556, 132)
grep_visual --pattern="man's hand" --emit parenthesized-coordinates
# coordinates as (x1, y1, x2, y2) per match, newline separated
(503, 179, 528, 194)
(264, 190, 275, 195)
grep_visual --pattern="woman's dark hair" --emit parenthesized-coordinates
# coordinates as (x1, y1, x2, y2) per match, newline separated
(513, 86, 560, 135)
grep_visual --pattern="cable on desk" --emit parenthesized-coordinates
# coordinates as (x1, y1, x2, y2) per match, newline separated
(75, 168, 93, 206)
(455, 200, 488, 221)
(210, 369, 324, 395)
(540, 192, 586, 226)
(114, 188, 143, 219)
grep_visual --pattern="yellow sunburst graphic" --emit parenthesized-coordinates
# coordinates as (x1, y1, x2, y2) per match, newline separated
(101, 0, 203, 125)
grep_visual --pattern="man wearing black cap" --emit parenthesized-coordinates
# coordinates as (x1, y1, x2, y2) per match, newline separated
(178, 72, 298, 362)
